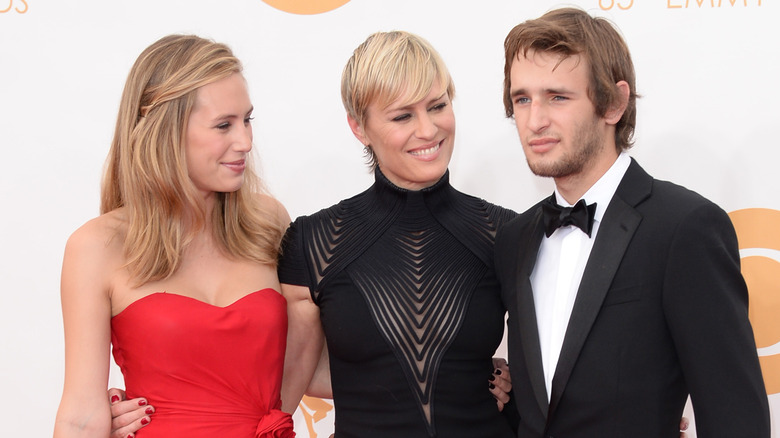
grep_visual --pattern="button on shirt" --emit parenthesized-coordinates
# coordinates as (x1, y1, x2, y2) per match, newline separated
(530, 152, 631, 399)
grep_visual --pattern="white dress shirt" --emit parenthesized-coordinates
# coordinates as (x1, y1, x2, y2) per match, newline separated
(530, 152, 631, 399)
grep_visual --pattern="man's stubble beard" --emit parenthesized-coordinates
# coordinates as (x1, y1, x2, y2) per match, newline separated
(526, 117, 604, 179)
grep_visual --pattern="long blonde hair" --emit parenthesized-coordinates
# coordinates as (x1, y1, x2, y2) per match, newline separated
(101, 34, 284, 285)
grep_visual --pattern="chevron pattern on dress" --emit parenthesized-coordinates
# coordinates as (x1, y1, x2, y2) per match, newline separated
(305, 192, 402, 295)
(347, 210, 486, 433)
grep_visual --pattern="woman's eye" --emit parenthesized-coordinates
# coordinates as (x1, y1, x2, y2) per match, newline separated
(392, 114, 411, 122)
(244, 116, 254, 125)
(430, 102, 447, 112)
(217, 122, 231, 130)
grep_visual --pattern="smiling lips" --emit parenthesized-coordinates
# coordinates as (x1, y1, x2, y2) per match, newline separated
(222, 159, 246, 172)
(408, 141, 441, 159)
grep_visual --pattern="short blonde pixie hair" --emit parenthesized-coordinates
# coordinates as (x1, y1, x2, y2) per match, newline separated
(341, 31, 455, 167)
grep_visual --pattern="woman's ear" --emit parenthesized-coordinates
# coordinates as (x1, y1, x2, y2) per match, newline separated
(347, 114, 368, 146)
(604, 80, 630, 125)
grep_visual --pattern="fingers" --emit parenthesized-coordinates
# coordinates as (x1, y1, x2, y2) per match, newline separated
(109, 396, 154, 438)
(492, 357, 508, 371)
(490, 358, 512, 412)
(489, 373, 511, 401)
(494, 368, 512, 391)
(490, 359, 512, 397)
(110, 397, 150, 419)
(489, 372, 511, 413)
(107, 388, 126, 404)
(492, 357, 511, 384)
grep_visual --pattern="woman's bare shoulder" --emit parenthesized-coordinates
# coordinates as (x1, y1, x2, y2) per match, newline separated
(255, 193, 291, 228)
(65, 208, 127, 259)
(61, 209, 130, 300)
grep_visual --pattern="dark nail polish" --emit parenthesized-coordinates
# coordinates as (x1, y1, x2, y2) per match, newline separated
(489, 383, 496, 389)
(489, 375, 496, 381)
(494, 369, 502, 375)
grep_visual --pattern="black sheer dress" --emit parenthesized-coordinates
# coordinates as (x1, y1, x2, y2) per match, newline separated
(278, 168, 517, 438)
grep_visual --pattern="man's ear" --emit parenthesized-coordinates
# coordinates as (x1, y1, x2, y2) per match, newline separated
(347, 114, 368, 146)
(604, 80, 630, 125)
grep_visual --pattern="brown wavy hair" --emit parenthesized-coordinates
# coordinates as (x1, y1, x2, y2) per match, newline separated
(101, 34, 284, 285)
(503, 7, 638, 151)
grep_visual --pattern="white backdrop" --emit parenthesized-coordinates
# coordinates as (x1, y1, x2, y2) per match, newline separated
(1, 0, 778, 436)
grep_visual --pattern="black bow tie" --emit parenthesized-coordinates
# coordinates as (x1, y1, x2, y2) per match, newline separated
(541, 196, 597, 237)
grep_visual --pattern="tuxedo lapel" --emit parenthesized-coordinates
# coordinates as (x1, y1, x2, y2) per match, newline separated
(513, 206, 550, 418)
(547, 160, 651, 417)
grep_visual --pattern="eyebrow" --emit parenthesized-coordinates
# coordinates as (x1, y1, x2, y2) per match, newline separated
(511, 87, 574, 98)
(431, 90, 448, 102)
(212, 106, 254, 121)
(391, 91, 449, 112)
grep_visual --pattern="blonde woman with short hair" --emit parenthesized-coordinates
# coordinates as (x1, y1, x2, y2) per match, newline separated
(279, 31, 516, 438)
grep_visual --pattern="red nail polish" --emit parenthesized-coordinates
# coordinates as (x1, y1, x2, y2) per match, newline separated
(138, 399, 147, 406)
(111, 395, 120, 403)
(141, 418, 150, 426)
(145, 407, 154, 415)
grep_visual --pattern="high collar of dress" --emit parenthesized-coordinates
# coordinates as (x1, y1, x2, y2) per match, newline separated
(371, 166, 452, 209)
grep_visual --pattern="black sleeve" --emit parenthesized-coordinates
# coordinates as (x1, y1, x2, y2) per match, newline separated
(277, 219, 311, 289)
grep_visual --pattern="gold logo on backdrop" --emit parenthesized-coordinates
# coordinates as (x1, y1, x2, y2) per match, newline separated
(730, 208, 780, 394)
(261, 0, 350, 15)
(298, 396, 334, 437)
(0, 0, 28, 13)
(600, 0, 634, 10)
(667, 0, 762, 7)
(599, 0, 762, 9)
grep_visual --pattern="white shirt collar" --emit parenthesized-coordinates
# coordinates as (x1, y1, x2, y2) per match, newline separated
(553, 152, 631, 223)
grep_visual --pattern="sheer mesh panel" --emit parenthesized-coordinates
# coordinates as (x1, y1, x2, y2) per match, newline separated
(347, 199, 486, 432)
(279, 169, 518, 436)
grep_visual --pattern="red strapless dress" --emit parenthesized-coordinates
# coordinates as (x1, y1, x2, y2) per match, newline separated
(111, 289, 295, 437)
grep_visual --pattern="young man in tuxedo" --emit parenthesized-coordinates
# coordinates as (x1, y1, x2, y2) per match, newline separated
(495, 7, 770, 437)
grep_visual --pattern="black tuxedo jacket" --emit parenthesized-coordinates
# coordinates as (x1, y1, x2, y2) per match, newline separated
(495, 159, 769, 437)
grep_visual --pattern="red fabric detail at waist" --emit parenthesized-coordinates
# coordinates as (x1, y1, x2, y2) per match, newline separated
(256, 409, 295, 438)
